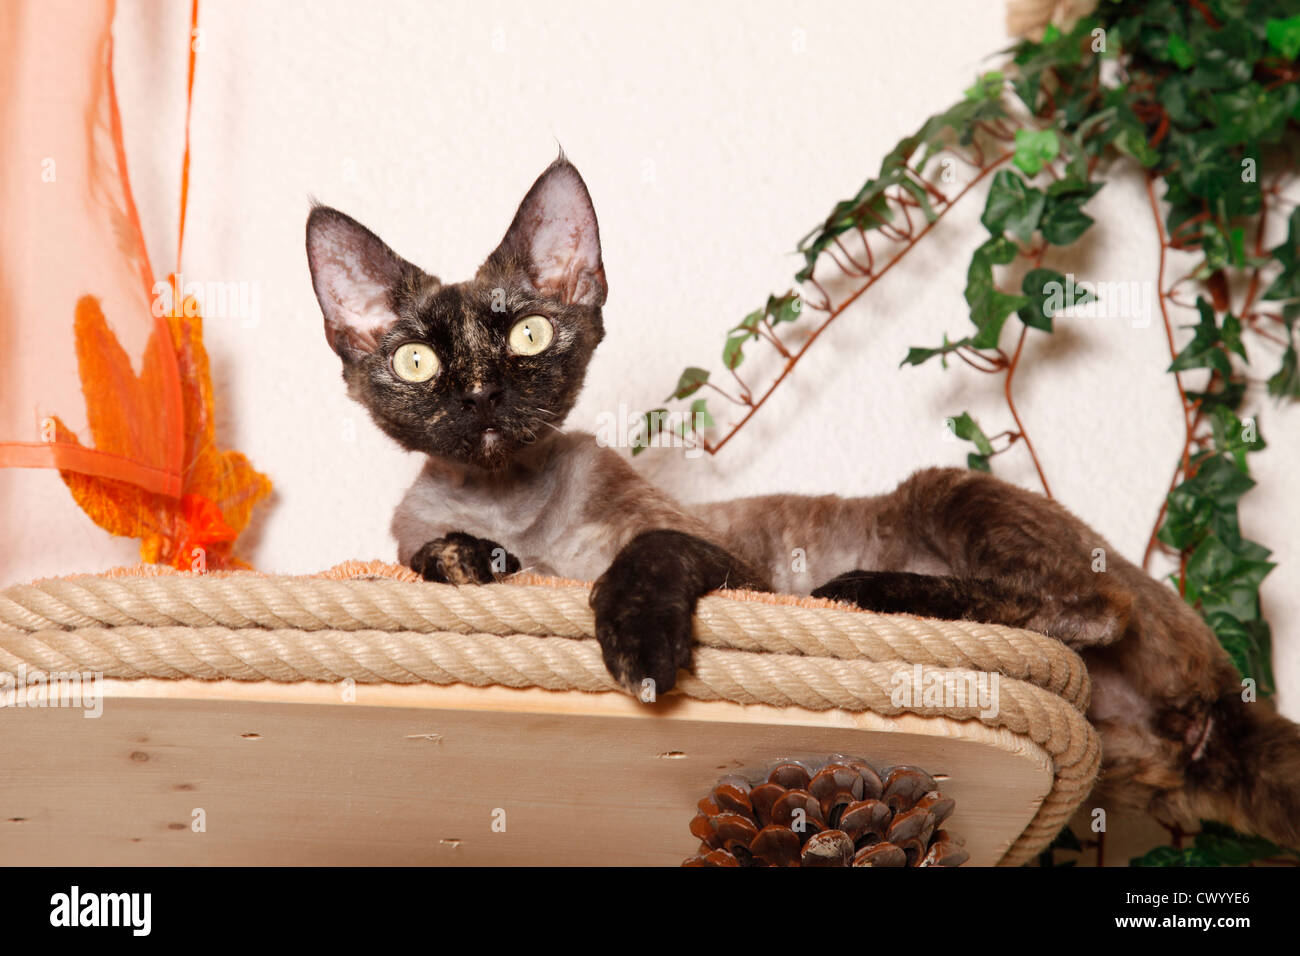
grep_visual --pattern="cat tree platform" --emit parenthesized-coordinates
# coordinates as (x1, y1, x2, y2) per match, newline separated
(0, 562, 1099, 866)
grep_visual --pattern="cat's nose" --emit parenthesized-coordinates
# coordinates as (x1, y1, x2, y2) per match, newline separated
(460, 387, 503, 415)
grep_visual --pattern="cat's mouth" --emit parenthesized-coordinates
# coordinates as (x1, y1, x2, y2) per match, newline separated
(456, 415, 552, 468)
(460, 423, 512, 468)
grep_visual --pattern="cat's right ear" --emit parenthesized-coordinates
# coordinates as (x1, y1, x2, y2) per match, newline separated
(306, 205, 417, 361)
(480, 157, 607, 309)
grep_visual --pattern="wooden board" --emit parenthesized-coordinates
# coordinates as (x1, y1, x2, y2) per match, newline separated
(0, 679, 1054, 866)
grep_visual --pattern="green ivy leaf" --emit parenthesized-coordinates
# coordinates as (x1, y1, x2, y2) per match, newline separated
(1263, 208, 1300, 302)
(689, 398, 714, 431)
(1165, 33, 1195, 69)
(630, 408, 669, 457)
(1169, 298, 1233, 376)
(1192, 821, 1293, 866)
(981, 170, 1046, 241)
(1159, 454, 1256, 551)
(1183, 535, 1275, 621)
(767, 292, 803, 324)
(1046, 176, 1103, 200)
(1017, 268, 1094, 332)
(1207, 83, 1295, 145)
(1206, 404, 1265, 471)
(1268, 343, 1300, 400)
(1039, 192, 1095, 245)
(1130, 845, 1217, 867)
(1206, 612, 1274, 693)
(1112, 124, 1162, 167)
(1012, 128, 1060, 176)
(723, 327, 755, 370)
(965, 236, 1029, 347)
(1171, 130, 1258, 216)
(900, 334, 971, 369)
(1266, 15, 1300, 61)
(964, 69, 1005, 102)
(1186, 19, 1256, 92)
(666, 366, 710, 401)
(947, 411, 994, 456)
(1035, 824, 1082, 868)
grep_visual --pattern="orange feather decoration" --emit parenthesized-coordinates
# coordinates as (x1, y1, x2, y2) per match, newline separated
(52, 286, 271, 570)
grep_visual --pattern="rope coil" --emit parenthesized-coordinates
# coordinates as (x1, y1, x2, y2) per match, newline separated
(0, 567, 1099, 866)
(0, 575, 1090, 709)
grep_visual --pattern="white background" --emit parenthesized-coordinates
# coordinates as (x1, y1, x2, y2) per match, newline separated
(4, 0, 1297, 717)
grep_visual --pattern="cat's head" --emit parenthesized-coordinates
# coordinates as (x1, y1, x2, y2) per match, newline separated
(306, 156, 607, 470)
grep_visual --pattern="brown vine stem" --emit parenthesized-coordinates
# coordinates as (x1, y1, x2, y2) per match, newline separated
(1151, 190, 1194, 438)
(704, 150, 1016, 457)
(1144, 179, 1289, 571)
(1141, 174, 1201, 574)
(1004, 325, 1052, 497)
(956, 348, 1002, 374)
(754, 321, 792, 359)
(1239, 181, 1280, 326)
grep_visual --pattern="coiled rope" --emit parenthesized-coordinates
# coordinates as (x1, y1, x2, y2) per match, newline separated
(0, 563, 1099, 866)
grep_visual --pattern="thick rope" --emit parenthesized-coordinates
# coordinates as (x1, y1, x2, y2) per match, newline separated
(0, 573, 1099, 866)
(0, 576, 1089, 710)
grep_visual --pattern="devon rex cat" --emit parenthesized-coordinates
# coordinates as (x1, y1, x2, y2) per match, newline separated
(307, 156, 1300, 849)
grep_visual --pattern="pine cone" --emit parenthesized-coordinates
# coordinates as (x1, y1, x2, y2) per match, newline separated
(683, 755, 969, 867)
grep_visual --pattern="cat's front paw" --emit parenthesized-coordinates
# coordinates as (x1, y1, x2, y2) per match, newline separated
(589, 571, 694, 698)
(409, 532, 521, 584)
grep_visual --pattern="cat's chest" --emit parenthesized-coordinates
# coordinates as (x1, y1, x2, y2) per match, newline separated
(392, 452, 614, 579)
(400, 475, 549, 551)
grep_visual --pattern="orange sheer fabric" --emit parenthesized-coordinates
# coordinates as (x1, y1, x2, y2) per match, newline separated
(0, 0, 184, 496)
(0, 0, 270, 571)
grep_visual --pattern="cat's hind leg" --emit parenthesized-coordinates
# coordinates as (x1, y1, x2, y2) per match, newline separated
(811, 569, 1131, 649)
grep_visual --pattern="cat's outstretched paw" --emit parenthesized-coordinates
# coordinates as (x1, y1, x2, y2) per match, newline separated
(589, 570, 694, 698)
(409, 532, 520, 584)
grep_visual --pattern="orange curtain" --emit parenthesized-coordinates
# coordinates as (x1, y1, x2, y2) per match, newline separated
(0, 0, 184, 497)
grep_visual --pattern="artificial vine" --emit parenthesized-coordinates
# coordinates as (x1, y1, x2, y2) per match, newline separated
(640, 0, 1300, 865)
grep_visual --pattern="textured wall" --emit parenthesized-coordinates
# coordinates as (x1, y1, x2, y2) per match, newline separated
(4, 0, 1296, 717)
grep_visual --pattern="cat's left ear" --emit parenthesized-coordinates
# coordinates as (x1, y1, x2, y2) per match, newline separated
(482, 156, 607, 308)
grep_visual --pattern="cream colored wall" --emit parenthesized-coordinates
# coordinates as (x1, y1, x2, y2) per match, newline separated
(3, 0, 1296, 717)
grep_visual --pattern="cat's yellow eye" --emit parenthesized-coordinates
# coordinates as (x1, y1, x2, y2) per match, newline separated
(508, 315, 554, 356)
(392, 343, 439, 382)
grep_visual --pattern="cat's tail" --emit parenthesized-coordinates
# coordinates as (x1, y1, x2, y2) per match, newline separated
(1178, 693, 1300, 851)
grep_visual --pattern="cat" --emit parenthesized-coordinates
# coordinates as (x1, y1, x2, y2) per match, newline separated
(306, 157, 770, 693)
(307, 155, 1300, 850)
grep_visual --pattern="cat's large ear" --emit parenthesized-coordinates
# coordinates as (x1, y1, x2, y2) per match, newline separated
(481, 157, 607, 308)
(306, 205, 419, 360)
